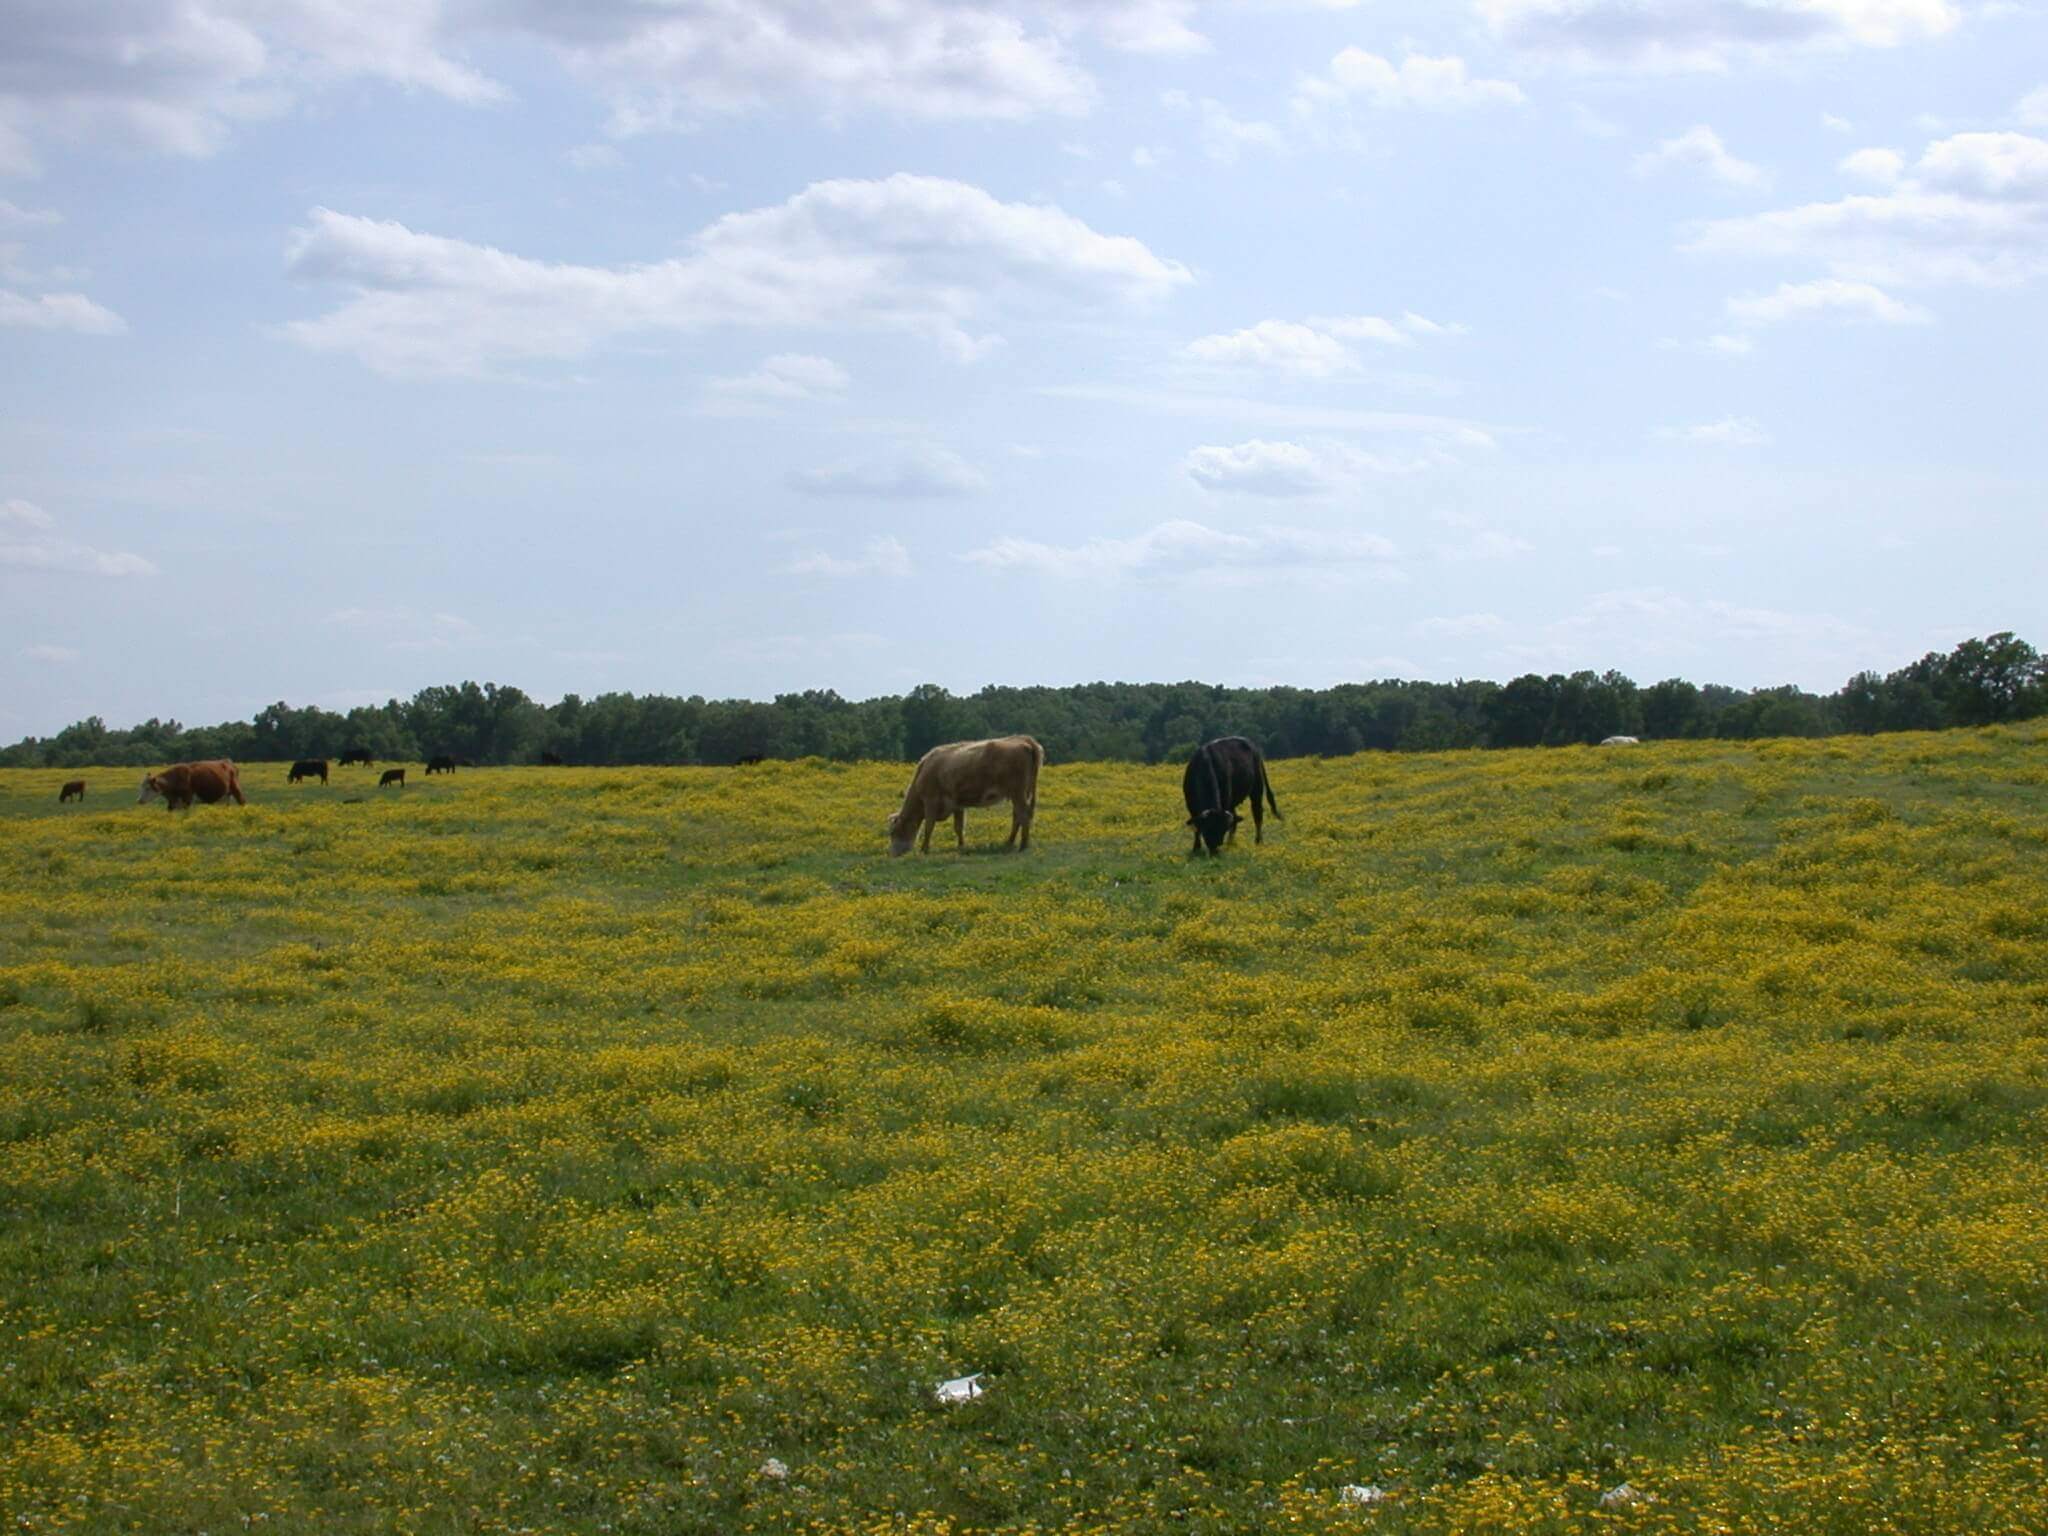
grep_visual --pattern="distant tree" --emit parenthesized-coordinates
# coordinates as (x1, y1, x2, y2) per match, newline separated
(1937, 632, 2044, 726)
(8, 631, 2043, 768)
(1642, 678, 1703, 739)
(900, 684, 967, 759)
(1486, 675, 1556, 748)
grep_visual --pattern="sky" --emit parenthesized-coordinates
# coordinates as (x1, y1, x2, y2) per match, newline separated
(3, 0, 2045, 738)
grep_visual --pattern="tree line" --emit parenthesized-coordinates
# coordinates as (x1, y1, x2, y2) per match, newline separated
(6, 633, 2041, 770)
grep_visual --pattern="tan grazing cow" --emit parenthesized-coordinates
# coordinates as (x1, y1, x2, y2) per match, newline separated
(888, 736, 1044, 856)
(138, 760, 247, 810)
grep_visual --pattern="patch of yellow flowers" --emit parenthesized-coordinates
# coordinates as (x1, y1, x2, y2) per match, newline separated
(2, 729, 2045, 1533)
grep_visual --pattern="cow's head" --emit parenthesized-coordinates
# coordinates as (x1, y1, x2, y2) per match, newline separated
(137, 772, 163, 804)
(886, 812, 915, 857)
(1187, 806, 1239, 854)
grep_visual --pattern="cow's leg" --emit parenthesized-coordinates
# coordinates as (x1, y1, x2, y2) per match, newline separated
(1006, 801, 1022, 850)
(920, 814, 938, 854)
(1250, 793, 1264, 845)
(953, 808, 966, 850)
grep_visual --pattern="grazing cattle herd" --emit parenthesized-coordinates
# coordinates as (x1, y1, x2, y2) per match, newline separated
(61, 734, 1319, 857)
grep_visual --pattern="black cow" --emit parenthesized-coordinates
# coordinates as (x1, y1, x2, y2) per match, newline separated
(539, 751, 563, 767)
(1182, 736, 1282, 856)
(338, 748, 374, 767)
(59, 779, 85, 803)
(734, 753, 766, 767)
(288, 759, 329, 785)
(379, 768, 405, 788)
(426, 755, 456, 775)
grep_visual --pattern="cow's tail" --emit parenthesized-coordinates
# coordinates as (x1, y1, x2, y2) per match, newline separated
(1257, 745, 1282, 820)
(1026, 736, 1045, 809)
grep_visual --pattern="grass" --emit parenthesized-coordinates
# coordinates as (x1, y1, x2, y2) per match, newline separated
(2, 730, 2046, 1533)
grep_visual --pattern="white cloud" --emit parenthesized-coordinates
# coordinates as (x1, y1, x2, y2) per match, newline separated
(1823, 112, 1855, 134)
(1478, 0, 1960, 71)
(0, 498, 154, 577)
(789, 444, 989, 500)
(1296, 50, 1525, 121)
(1414, 612, 1506, 637)
(1161, 90, 1284, 162)
(1184, 438, 1438, 495)
(1915, 130, 2048, 199)
(511, 0, 1094, 132)
(0, 199, 61, 228)
(1186, 440, 1338, 496)
(1183, 311, 1458, 376)
(0, 0, 500, 172)
(2022, 87, 2048, 130)
(322, 608, 479, 650)
(11, 4, 1420, 172)
(963, 517, 1396, 579)
(0, 290, 126, 334)
(562, 142, 623, 171)
(1435, 529, 1534, 560)
(1725, 278, 1930, 328)
(0, 499, 55, 530)
(1569, 101, 1623, 137)
(19, 643, 81, 664)
(1687, 131, 2048, 289)
(785, 535, 913, 578)
(708, 353, 851, 403)
(1185, 319, 1358, 376)
(1634, 125, 1767, 188)
(1660, 416, 1772, 446)
(1037, 383, 1498, 456)
(1497, 587, 1869, 672)
(1839, 146, 1905, 185)
(283, 175, 1192, 376)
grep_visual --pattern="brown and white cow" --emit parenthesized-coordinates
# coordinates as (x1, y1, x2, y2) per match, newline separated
(138, 760, 247, 811)
(887, 736, 1043, 856)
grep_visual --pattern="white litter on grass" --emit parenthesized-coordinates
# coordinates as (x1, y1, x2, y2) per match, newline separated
(1340, 1484, 1388, 1506)
(935, 1373, 985, 1405)
(758, 1458, 789, 1481)
(1600, 1482, 1646, 1509)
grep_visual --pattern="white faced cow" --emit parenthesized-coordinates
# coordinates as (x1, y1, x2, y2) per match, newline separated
(887, 736, 1043, 856)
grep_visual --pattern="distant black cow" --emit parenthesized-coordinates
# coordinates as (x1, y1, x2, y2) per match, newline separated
(539, 750, 563, 767)
(59, 779, 85, 803)
(734, 753, 766, 767)
(288, 759, 329, 785)
(426, 755, 456, 775)
(379, 768, 405, 788)
(337, 748, 373, 767)
(1182, 736, 1282, 856)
